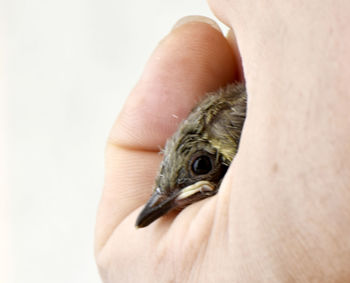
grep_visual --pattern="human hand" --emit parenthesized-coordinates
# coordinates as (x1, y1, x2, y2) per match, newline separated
(95, 2, 350, 280)
(95, 16, 242, 282)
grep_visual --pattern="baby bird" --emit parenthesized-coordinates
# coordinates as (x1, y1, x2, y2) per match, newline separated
(136, 83, 247, 228)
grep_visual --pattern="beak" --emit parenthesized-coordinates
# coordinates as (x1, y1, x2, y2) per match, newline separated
(135, 181, 216, 228)
(135, 188, 176, 228)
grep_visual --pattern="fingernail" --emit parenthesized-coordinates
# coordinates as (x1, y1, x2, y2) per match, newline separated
(172, 15, 221, 32)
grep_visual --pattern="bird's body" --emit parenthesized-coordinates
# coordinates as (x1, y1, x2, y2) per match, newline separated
(136, 83, 247, 228)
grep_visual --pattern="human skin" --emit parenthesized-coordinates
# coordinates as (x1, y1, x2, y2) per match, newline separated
(95, 1, 350, 282)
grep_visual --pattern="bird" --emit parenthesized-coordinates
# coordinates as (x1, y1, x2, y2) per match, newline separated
(136, 83, 247, 228)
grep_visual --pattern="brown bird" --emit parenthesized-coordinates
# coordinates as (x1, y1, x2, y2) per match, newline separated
(136, 83, 247, 228)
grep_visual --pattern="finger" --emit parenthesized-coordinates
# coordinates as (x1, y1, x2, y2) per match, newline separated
(109, 16, 242, 151)
(96, 16, 242, 253)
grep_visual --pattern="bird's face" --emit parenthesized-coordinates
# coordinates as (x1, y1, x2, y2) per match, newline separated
(135, 83, 246, 228)
(135, 127, 229, 228)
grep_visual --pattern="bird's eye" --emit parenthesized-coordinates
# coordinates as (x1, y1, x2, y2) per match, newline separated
(191, 155, 213, 175)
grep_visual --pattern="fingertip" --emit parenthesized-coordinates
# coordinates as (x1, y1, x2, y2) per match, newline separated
(172, 15, 222, 32)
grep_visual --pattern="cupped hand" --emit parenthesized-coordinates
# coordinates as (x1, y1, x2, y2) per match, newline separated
(95, 17, 242, 282)
(95, 7, 350, 281)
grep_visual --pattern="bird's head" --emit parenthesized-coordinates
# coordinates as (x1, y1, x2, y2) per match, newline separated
(136, 83, 246, 228)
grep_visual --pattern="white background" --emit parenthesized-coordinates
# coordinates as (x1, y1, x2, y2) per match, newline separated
(1, 1, 224, 282)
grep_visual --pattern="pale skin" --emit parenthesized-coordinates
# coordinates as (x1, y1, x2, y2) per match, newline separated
(95, 1, 350, 282)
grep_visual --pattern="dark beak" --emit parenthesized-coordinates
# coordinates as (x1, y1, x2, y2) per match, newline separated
(135, 181, 217, 228)
(135, 189, 176, 228)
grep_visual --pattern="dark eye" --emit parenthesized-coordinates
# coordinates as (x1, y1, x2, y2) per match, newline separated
(191, 155, 213, 175)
